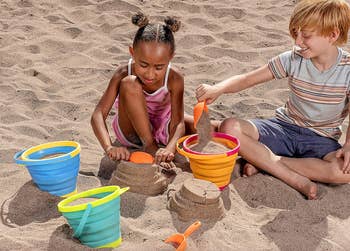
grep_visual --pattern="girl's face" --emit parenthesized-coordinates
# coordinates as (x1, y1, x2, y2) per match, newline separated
(293, 28, 338, 59)
(129, 41, 173, 89)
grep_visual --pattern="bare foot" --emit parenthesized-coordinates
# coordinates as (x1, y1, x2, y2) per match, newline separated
(295, 178, 318, 200)
(243, 163, 260, 177)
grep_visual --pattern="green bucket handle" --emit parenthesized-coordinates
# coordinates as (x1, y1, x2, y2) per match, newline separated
(73, 203, 92, 238)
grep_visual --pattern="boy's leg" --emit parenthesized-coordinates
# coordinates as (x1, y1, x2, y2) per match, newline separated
(220, 117, 317, 199)
(118, 78, 158, 154)
(280, 153, 350, 183)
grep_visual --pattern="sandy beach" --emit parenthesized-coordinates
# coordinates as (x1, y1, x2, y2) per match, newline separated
(1, 0, 350, 250)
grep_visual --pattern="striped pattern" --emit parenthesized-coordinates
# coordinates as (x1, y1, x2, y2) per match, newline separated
(268, 49, 350, 140)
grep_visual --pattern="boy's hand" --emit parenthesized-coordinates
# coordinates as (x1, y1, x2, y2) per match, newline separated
(155, 148, 174, 164)
(106, 146, 130, 161)
(336, 143, 350, 173)
(196, 84, 221, 104)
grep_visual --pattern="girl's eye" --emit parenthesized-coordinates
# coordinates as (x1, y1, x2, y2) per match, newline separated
(156, 66, 164, 71)
(140, 64, 148, 68)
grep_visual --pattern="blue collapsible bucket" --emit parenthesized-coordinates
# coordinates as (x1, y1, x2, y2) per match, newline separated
(57, 186, 129, 248)
(14, 141, 80, 197)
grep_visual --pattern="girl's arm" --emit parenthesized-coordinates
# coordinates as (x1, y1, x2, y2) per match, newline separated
(91, 66, 128, 157)
(154, 69, 185, 164)
(196, 64, 274, 104)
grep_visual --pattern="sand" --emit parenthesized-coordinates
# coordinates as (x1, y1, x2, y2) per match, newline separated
(1, 0, 350, 250)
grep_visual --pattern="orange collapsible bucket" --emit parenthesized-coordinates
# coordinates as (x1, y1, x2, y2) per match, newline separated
(176, 132, 240, 189)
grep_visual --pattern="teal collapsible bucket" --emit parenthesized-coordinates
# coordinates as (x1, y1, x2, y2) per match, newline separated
(57, 186, 129, 248)
(14, 141, 80, 197)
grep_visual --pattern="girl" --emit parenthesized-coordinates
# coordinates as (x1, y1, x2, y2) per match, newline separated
(91, 12, 185, 165)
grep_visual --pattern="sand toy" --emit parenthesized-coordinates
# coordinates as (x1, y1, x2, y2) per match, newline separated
(193, 101, 208, 129)
(165, 220, 201, 251)
(129, 151, 154, 164)
(176, 133, 239, 189)
(57, 186, 129, 248)
(14, 141, 80, 197)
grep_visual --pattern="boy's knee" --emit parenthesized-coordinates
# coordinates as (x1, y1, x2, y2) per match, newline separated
(219, 118, 242, 135)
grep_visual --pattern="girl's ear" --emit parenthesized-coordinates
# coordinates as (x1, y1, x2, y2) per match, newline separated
(129, 45, 134, 57)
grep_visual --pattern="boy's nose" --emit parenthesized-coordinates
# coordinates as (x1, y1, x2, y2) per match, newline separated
(295, 33, 303, 46)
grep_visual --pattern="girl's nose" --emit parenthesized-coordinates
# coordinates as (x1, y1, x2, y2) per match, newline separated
(145, 68, 155, 79)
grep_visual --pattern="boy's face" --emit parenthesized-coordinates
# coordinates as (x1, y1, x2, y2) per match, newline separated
(294, 28, 337, 59)
(129, 41, 173, 89)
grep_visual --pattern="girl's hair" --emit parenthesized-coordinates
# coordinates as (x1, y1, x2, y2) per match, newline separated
(289, 0, 350, 45)
(131, 12, 181, 54)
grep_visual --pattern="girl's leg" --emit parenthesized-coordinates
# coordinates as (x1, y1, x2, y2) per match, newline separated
(118, 77, 158, 154)
(220, 117, 317, 199)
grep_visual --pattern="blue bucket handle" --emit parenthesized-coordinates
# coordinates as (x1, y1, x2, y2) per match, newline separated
(73, 203, 92, 238)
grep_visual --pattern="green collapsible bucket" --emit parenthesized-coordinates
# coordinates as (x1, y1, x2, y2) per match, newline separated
(57, 186, 129, 248)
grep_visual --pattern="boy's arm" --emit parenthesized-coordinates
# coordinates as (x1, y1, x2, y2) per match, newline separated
(336, 111, 350, 173)
(196, 64, 274, 104)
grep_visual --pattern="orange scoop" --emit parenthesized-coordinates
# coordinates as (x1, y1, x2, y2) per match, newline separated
(193, 101, 208, 129)
(164, 221, 201, 251)
(129, 151, 154, 164)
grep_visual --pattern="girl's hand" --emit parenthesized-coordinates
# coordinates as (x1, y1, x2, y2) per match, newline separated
(105, 146, 130, 161)
(155, 148, 174, 164)
(336, 143, 350, 174)
(195, 84, 221, 104)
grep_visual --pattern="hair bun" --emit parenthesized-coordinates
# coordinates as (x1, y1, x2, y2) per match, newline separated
(164, 16, 181, 33)
(131, 12, 149, 28)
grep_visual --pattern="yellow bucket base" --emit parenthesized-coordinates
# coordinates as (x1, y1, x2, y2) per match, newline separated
(98, 237, 122, 248)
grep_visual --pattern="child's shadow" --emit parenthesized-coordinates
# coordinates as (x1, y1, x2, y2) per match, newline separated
(233, 172, 350, 251)
(1, 181, 61, 227)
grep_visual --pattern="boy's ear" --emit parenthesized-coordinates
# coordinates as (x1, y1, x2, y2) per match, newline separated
(329, 28, 340, 44)
(129, 46, 134, 57)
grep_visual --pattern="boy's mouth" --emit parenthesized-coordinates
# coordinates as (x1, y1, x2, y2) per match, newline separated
(294, 45, 309, 53)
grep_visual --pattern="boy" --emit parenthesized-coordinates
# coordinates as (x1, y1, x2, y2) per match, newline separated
(196, 0, 350, 199)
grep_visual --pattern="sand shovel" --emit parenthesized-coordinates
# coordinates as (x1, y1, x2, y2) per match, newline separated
(164, 221, 202, 251)
(193, 101, 208, 129)
(129, 151, 154, 164)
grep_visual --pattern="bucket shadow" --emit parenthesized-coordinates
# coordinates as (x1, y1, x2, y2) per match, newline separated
(233, 173, 350, 250)
(48, 224, 112, 251)
(1, 181, 61, 227)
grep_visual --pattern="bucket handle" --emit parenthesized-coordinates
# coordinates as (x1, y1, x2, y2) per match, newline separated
(73, 203, 92, 238)
(175, 136, 189, 156)
(14, 150, 27, 165)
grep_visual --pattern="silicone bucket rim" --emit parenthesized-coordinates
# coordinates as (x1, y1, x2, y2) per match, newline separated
(183, 132, 240, 156)
(57, 186, 129, 213)
(22, 141, 81, 160)
(177, 133, 240, 158)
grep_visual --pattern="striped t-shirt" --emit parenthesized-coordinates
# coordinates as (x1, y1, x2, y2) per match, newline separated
(268, 48, 350, 140)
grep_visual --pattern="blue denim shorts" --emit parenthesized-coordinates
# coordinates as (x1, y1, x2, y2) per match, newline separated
(250, 118, 341, 159)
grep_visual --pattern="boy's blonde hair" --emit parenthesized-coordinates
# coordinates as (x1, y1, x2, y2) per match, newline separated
(289, 0, 350, 45)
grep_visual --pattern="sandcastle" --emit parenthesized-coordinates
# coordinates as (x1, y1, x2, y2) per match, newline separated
(108, 160, 175, 196)
(167, 178, 225, 222)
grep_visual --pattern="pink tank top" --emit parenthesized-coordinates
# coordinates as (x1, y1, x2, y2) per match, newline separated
(113, 59, 171, 144)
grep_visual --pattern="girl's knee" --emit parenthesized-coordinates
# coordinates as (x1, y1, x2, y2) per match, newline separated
(120, 76, 142, 96)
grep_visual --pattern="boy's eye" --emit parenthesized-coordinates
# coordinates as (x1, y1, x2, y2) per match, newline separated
(156, 66, 164, 70)
(140, 63, 148, 68)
